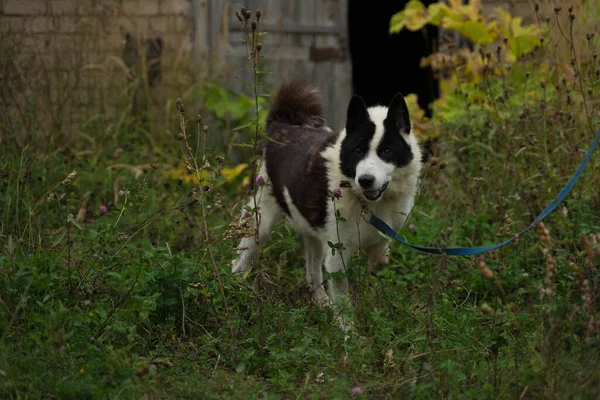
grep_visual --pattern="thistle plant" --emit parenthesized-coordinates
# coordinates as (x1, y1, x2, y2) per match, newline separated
(232, 5, 268, 354)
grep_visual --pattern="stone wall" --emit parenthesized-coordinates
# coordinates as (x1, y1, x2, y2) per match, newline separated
(1, 0, 193, 60)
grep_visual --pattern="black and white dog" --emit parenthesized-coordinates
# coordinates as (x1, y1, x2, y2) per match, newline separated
(231, 81, 423, 326)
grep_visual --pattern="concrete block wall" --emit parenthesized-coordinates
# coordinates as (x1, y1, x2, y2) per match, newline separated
(1, 0, 193, 66)
(0, 0, 195, 139)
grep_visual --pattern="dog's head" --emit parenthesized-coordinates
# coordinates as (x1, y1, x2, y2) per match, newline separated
(340, 93, 418, 202)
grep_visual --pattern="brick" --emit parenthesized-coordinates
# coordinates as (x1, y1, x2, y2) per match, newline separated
(71, 16, 102, 33)
(122, 0, 160, 16)
(79, 1, 117, 17)
(49, 0, 79, 15)
(102, 32, 128, 51)
(159, 0, 191, 15)
(106, 16, 148, 35)
(162, 32, 189, 51)
(20, 34, 51, 52)
(173, 15, 190, 32)
(56, 16, 76, 32)
(26, 17, 59, 33)
(0, 17, 25, 32)
(48, 33, 79, 54)
(149, 15, 172, 32)
(4, 0, 48, 15)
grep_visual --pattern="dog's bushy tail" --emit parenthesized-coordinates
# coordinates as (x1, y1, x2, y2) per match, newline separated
(266, 80, 326, 128)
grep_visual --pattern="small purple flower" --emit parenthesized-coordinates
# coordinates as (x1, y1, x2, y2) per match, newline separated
(332, 187, 342, 199)
(243, 210, 252, 218)
(255, 175, 265, 186)
(51, 168, 57, 173)
(99, 205, 108, 214)
(351, 386, 363, 395)
(408, 224, 416, 233)
(119, 189, 125, 197)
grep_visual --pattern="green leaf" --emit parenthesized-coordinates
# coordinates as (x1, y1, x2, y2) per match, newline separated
(164, 298, 178, 306)
(327, 240, 336, 255)
(232, 122, 253, 132)
(235, 77, 253, 86)
(67, 213, 84, 230)
(457, 21, 495, 45)
(230, 96, 253, 120)
(428, 2, 449, 25)
(390, 0, 428, 33)
(7, 235, 15, 255)
(51, 230, 67, 248)
(260, 133, 285, 145)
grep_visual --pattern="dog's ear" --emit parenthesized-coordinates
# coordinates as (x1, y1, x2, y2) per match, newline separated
(346, 95, 369, 132)
(386, 93, 411, 135)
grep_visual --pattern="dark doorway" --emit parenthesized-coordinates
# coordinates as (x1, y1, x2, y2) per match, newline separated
(347, 0, 440, 118)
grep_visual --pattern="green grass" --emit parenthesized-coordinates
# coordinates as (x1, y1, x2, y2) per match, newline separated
(0, 126, 598, 398)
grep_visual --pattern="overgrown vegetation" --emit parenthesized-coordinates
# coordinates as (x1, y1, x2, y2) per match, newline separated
(1, 1, 599, 398)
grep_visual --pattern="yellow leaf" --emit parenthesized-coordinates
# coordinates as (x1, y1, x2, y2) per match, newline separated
(163, 163, 209, 184)
(459, 20, 496, 45)
(221, 163, 248, 184)
(429, 3, 450, 25)
(390, 0, 429, 33)
(390, 10, 408, 33)
(404, 0, 429, 31)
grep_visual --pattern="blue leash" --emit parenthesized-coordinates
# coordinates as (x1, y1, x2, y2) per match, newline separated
(369, 129, 600, 256)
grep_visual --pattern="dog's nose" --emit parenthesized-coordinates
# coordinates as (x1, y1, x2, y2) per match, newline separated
(358, 175, 375, 188)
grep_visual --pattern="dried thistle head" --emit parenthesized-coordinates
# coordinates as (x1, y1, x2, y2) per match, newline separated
(477, 255, 494, 280)
(579, 233, 595, 262)
(62, 171, 77, 185)
(535, 221, 551, 245)
(223, 215, 254, 241)
(176, 98, 185, 114)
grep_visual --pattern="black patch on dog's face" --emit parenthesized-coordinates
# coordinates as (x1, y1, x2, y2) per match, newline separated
(340, 95, 376, 179)
(379, 93, 414, 167)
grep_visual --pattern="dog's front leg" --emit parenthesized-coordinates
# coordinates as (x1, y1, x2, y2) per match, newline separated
(324, 247, 354, 331)
(366, 241, 391, 267)
(231, 190, 282, 274)
(303, 235, 329, 308)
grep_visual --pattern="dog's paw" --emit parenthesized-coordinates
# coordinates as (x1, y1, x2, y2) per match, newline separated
(312, 287, 331, 309)
(337, 314, 356, 335)
(376, 254, 390, 265)
(231, 255, 251, 274)
(367, 245, 390, 266)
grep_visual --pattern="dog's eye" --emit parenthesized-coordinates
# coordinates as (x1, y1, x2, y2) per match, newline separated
(379, 148, 392, 158)
(354, 146, 365, 155)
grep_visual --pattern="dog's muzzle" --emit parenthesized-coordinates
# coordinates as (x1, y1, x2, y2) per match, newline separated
(362, 181, 389, 201)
